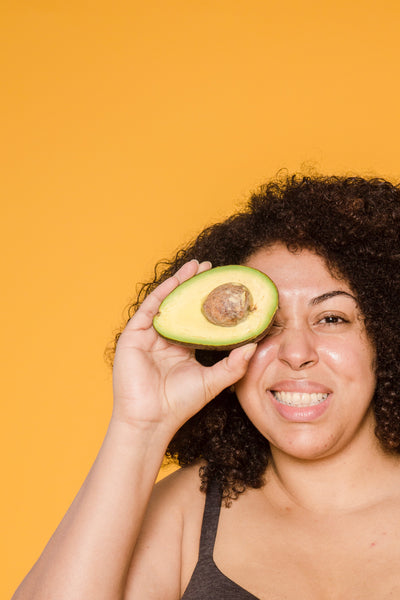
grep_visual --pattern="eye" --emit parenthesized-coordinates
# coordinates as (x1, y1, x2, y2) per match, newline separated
(265, 320, 283, 336)
(318, 314, 349, 325)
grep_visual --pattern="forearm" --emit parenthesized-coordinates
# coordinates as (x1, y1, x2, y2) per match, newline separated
(12, 259, 255, 600)
(12, 418, 172, 600)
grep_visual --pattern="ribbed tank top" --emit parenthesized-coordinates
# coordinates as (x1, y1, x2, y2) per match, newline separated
(181, 481, 260, 599)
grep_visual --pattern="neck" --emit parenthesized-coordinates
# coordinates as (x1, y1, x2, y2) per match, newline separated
(265, 421, 400, 514)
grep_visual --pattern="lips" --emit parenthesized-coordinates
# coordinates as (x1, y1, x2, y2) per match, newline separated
(269, 380, 332, 408)
(268, 385, 331, 422)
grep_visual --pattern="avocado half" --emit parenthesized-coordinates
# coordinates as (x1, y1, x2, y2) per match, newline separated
(153, 265, 278, 350)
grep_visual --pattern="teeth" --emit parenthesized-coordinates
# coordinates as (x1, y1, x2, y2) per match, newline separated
(272, 391, 328, 407)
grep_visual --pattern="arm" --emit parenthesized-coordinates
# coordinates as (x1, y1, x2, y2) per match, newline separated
(12, 260, 256, 600)
(123, 464, 207, 600)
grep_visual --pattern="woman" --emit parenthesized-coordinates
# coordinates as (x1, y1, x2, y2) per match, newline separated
(13, 174, 400, 599)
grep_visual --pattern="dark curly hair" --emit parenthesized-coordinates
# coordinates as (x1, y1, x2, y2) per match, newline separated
(108, 172, 400, 504)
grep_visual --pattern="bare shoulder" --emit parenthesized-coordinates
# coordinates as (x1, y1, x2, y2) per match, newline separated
(148, 462, 207, 533)
(154, 462, 206, 509)
(124, 464, 206, 599)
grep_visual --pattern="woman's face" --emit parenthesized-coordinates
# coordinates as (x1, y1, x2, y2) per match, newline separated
(235, 244, 377, 460)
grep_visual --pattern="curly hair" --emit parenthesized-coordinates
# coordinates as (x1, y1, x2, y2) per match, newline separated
(108, 172, 400, 504)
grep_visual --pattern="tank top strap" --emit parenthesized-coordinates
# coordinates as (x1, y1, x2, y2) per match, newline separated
(197, 479, 223, 561)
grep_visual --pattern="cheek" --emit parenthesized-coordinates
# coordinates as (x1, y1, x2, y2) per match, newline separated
(320, 345, 352, 370)
(322, 338, 375, 379)
(236, 340, 277, 391)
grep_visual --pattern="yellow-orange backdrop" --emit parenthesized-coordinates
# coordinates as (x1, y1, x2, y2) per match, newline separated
(3, 1, 400, 596)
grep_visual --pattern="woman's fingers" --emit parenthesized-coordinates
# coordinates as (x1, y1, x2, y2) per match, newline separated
(125, 259, 213, 333)
(197, 260, 212, 274)
(201, 343, 257, 402)
(125, 260, 199, 331)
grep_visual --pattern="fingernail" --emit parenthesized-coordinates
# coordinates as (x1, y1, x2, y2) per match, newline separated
(243, 343, 257, 360)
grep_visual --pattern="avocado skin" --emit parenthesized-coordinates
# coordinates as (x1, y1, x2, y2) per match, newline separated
(152, 265, 278, 350)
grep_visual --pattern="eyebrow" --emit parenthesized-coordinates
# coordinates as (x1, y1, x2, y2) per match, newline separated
(310, 290, 357, 306)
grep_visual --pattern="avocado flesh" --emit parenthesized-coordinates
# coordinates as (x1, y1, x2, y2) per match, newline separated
(153, 265, 278, 350)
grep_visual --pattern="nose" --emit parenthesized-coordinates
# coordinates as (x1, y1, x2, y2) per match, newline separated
(277, 326, 319, 370)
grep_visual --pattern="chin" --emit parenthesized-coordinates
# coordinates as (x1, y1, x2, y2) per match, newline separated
(268, 431, 339, 461)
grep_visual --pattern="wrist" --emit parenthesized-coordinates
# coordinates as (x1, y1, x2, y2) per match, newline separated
(107, 414, 174, 461)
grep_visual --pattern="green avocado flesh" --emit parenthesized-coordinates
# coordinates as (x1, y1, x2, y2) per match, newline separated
(152, 265, 278, 350)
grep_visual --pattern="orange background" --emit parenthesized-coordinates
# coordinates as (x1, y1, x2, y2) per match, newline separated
(3, 1, 400, 596)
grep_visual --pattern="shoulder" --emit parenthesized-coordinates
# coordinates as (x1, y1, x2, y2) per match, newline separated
(153, 464, 208, 568)
(124, 463, 207, 599)
(142, 461, 206, 542)
(145, 462, 206, 527)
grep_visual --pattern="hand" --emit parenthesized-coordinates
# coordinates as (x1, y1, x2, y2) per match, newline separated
(112, 260, 257, 437)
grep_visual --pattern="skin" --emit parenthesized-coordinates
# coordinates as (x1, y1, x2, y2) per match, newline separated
(12, 247, 400, 600)
(12, 259, 256, 600)
(237, 244, 378, 464)
(211, 246, 400, 598)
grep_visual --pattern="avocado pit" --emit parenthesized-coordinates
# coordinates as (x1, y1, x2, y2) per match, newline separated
(201, 282, 253, 327)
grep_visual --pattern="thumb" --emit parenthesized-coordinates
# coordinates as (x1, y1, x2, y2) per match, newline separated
(202, 343, 257, 401)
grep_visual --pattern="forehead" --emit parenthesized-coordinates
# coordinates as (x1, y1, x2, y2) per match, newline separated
(244, 244, 352, 298)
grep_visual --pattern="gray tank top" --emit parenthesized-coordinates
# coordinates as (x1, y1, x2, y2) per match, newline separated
(181, 481, 260, 599)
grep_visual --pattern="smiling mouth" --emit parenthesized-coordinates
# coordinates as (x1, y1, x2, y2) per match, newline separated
(271, 391, 329, 407)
